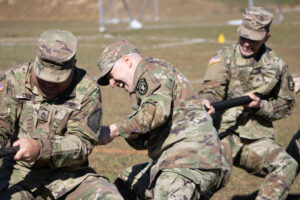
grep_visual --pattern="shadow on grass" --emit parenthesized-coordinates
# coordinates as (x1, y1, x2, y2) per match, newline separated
(231, 191, 300, 200)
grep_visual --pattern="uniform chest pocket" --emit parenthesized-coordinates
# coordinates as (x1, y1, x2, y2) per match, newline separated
(50, 106, 73, 136)
(18, 102, 35, 136)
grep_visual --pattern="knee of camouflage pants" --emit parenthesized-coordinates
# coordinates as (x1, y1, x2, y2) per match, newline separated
(153, 171, 200, 200)
(286, 129, 300, 170)
(115, 169, 202, 200)
(238, 138, 298, 200)
(65, 176, 124, 200)
(115, 162, 223, 200)
(114, 162, 150, 200)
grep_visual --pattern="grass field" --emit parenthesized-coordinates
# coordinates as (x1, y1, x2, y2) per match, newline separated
(0, 0, 300, 199)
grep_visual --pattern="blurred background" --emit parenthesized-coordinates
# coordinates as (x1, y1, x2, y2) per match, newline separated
(0, 0, 299, 199)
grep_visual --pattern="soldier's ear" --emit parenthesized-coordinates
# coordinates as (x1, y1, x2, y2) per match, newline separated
(122, 55, 132, 68)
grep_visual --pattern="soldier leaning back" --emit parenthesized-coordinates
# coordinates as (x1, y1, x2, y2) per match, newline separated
(199, 7, 298, 200)
(0, 29, 123, 200)
(96, 39, 231, 200)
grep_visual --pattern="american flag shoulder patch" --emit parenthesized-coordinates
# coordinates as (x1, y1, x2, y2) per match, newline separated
(0, 81, 4, 92)
(208, 55, 221, 65)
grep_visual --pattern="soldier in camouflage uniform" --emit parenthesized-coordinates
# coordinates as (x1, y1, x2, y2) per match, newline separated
(286, 75, 300, 173)
(198, 7, 298, 200)
(0, 29, 123, 200)
(96, 39, 231, 200)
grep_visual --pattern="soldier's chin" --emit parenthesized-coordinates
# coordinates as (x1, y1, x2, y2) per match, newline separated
(240, 48, 254, 58)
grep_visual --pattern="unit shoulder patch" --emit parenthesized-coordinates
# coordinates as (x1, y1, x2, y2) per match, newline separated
(288, 75, 295, 92)
(136, 78, 148, 95)
(208, 55, 221, 65)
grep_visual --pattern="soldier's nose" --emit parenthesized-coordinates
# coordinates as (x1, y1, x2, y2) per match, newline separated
(109, 79, 115, 87)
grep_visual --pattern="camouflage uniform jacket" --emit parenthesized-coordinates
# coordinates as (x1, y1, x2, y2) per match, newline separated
(0, 62, 102, 198)
(198, 44, 295, 139)
(115, 57, 227, 184)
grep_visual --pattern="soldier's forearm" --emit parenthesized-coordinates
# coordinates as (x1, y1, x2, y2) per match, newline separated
(255, 98, 293, 120)
(36, 134, 93, 168)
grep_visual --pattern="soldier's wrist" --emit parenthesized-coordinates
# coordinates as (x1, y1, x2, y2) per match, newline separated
(33, 136, 52, 160)
(254, 100, 267, 115)
(110, 124, 120, 138)
(115, 122, 130, 139)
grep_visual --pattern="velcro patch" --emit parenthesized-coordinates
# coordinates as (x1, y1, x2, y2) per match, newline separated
(0, 81, 4, 92)
(208, 55, 221, 65)
(88, 108, 102, 133)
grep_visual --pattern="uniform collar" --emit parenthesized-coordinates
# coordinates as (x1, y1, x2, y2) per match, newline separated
(130, 57, 148, 94)
(25, 63, 40, 97)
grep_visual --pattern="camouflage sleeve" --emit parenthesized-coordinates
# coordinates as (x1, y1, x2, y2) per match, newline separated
(255, 65, 295, 120)
(198, 52, 230, 103)
(0, 73, 21, 148)
(115, 78, 173, 139)
(37, 84, 102, 168)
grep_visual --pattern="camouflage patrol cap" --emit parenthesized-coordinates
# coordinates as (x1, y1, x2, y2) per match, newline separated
(33, 29, 78, 83)
(238, 7, 273, 41)
(97, 39, 140, 85)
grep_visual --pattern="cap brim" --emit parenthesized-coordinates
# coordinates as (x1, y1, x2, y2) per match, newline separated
(33, 58, 72, 83)
(96, 62, 114, 86)
(238, 25, 266, 41)
(97, 75, 110, 86)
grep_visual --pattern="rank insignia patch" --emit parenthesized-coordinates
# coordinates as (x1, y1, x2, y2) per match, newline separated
(208, 55, 221, 65)
(136, 78, 148, 95)
(0, 81, 4, 92)
(288, 75, 295, 92)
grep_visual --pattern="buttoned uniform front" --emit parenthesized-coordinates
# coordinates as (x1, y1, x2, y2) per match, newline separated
(113, 57, 231, 200)
(198, 43, 298, 200)
(0, 62, 122, 199)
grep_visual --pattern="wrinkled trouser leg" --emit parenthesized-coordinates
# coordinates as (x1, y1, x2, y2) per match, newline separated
(114, 162, 150, 200)
(65, 176, 124, 200)
(222, 135, 298, 200)
(1, 176, 123, 200)
(155, 169, 223, 200)
(114, 162, 222, 200)
(286, 129, 300, 172)
(153, 171, 201, 200)
(239, 137, 297, 200)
